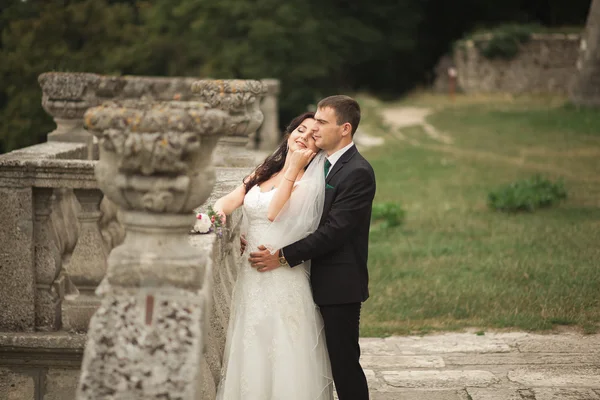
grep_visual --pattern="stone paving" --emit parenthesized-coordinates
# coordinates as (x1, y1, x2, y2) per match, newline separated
(351, 331, 600, 400)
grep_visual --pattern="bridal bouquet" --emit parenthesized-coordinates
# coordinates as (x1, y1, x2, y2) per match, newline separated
(191, 205, 225, 236)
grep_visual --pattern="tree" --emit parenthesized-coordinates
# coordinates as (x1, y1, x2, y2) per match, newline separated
(0, 0, 143, 153)
(571, 0, 600, 106)
(0, 0, 593, 153)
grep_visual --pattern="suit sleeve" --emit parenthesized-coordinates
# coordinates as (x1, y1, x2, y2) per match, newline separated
(283, 166, 376, 267)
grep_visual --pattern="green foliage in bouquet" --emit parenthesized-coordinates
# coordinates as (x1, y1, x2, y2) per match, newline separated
(488, 175, 567, 212)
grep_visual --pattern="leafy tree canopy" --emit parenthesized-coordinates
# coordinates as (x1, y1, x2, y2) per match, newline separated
(0, 0, 591, 152)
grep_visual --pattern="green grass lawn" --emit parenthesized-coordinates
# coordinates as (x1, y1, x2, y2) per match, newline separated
(358, 93, 600, 337)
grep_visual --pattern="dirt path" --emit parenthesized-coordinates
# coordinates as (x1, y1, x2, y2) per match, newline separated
(380, 107, 453, 144)
(380, 105, 600, 183)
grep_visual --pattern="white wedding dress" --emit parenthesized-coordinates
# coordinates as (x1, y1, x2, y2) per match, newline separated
(216, 184, 333, 400)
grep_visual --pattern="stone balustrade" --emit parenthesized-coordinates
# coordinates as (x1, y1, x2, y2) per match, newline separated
(0, 146, 249, 399)
(0, 142, 88, 332)
(0, 73, 270, 399)
(0, 152, 111, 334)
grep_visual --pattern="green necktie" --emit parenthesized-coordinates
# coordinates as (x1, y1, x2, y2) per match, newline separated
(324, 159, 331, 178)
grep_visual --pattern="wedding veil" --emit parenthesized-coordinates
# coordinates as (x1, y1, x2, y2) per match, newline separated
(260, 151, 327, 256)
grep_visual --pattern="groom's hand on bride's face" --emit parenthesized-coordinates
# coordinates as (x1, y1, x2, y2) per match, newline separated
(249, 245, 281, 273)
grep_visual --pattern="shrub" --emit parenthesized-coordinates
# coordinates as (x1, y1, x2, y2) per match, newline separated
(456, 23, 539, 60)
(488, 175, 567, 212)
(371, 202, 405, 228)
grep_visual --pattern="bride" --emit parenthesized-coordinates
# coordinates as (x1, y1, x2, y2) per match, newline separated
(213, 112, 334, 400)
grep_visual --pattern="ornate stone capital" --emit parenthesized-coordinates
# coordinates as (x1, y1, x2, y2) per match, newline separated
(191, 79, 266, 110)
(38, 72, 102, 120)
(191, 79, 267, 138)
(85, 101, 228, 214)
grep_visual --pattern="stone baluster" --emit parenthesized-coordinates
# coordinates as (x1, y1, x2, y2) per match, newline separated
(39, 73, 102, 160)
(192, 79, 267, 167)
(33, 188, 63, 331)
(61, 188, 108, 332)
(77, 100, 229, 400)
(258, 79, 281, 151)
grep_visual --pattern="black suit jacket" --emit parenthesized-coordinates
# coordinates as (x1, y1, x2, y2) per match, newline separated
(283, 145, 376, 305)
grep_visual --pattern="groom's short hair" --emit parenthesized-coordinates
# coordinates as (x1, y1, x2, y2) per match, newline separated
(317, 95, 361, 136)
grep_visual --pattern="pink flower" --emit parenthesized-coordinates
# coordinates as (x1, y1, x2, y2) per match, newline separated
(196, 213, 203, 220)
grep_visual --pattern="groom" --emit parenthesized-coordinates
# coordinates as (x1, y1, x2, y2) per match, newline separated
(249, 95, 376, 400)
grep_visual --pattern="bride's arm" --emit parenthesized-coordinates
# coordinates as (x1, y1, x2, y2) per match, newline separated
(213, 184, 247, 217)
(267, 149, 315, 221)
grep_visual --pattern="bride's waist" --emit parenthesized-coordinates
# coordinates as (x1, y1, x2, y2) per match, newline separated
(244, 227, 270, 244)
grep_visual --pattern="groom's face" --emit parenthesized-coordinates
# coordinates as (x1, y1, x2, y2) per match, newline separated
(312, 107, 343, 153)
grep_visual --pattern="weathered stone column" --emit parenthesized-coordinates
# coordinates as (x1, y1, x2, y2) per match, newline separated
(61, 188, 108, 332)
(192, 79, 267, 167)
(77, 100, 228, 399)
(39, 73, 102, 160)
(258, 79, 281, 151)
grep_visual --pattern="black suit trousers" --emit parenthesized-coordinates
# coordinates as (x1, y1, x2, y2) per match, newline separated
(319, 303, 369, 400)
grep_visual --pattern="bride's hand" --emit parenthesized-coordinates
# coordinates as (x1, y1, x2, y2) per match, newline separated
(212, 208, 226, 225)
(289, 149, 316, 172)
(216, 210, 226, 225)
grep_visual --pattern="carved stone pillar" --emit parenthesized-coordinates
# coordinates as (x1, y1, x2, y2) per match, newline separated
(258, 79, 281, 150)
(61, 188, 108, 332)
(77, 100, 228, 400)
(192, 79, 266, 167)
(38, 73, 102, 160)
(33, 188, 62, 331)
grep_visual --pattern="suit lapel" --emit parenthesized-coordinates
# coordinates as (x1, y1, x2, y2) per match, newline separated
(319, 145, 358, 226)
(326, 145, 357, 184)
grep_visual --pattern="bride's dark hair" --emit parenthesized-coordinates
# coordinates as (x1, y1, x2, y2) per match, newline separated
(244, 111, 315, 193)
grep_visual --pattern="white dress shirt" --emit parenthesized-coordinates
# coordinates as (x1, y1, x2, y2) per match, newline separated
(325, 142, 354, 177)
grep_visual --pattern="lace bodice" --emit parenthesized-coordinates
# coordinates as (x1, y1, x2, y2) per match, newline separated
(242, 184, 280, 253)
(243, 184, 273, 235)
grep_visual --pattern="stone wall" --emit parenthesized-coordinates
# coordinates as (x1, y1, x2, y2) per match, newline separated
(453, 33, 581, 94)
(0, 333, 85, 400)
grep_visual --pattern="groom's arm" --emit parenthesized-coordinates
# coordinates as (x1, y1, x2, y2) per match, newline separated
(283, 165, 376, 267)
